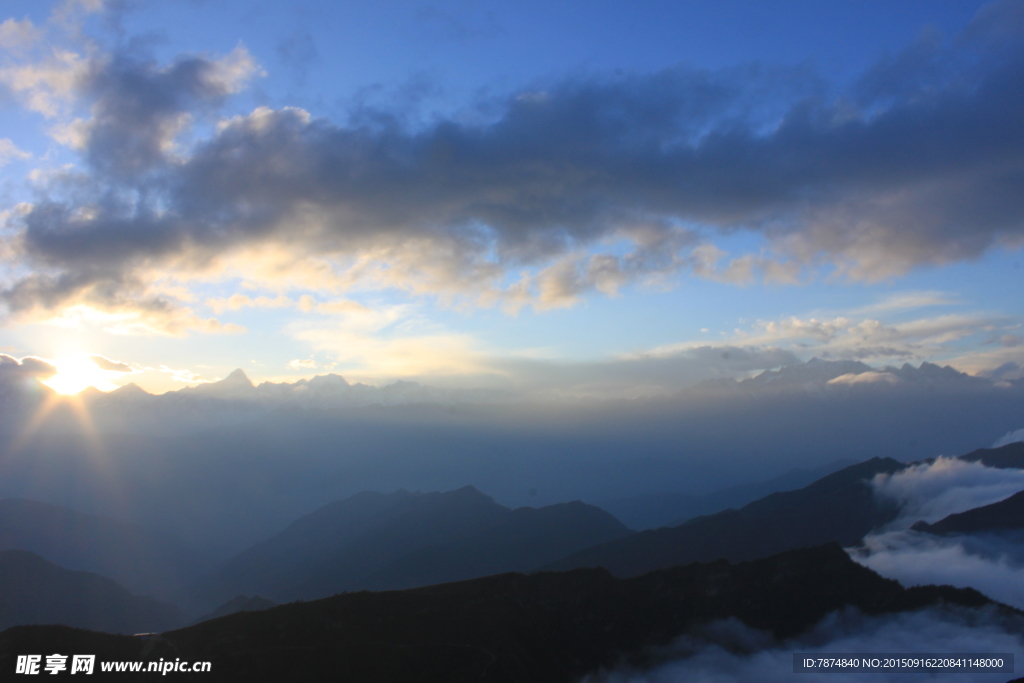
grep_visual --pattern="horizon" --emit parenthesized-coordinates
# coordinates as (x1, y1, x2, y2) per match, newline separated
(13, 355, 1010, 399)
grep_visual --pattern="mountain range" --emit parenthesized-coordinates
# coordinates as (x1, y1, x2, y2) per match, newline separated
(597, 457, 857, 529)
(3, 358, 1017, 441)
(0, 439, 1022, 679)
(0, 550, 182, 634)
(201, 486, 629, 604)
(2, 358, 1022, 555)
(543, 456, 906, 576)
(0, 499, 208, 603)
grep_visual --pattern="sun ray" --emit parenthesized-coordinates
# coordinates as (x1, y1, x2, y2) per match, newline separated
(41, 355, 120, 395)
(4, 384, 126, 520)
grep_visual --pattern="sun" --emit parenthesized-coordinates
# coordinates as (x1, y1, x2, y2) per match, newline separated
(40, 355, 120, 395)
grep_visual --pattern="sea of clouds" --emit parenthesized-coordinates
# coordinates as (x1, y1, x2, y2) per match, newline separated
(585, 607, 1023, 683)
(588, 442, 1024, 682)
(851, 455, 1024, 610)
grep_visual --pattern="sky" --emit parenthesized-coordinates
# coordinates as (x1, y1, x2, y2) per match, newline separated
(0, 0, 1022, 395)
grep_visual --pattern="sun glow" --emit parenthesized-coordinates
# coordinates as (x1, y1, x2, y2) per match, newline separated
(40, 355, 120, 395)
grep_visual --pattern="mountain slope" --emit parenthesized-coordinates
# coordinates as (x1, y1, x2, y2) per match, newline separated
(0, 550, 183, 634)
(0, 498, 207, 602)
(203, 487, 629, 603)
(2, 544, 1010, 683)
(356, 501, 630, 590)
(598, 459, 856, 530)
(913, 488, 1024, 535)
(542, 457, 905, 576)
(958, 441, 1024, 469)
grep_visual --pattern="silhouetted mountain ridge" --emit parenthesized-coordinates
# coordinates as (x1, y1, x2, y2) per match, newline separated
(598, 458, 858, 530)
(202, 486, 629, 604)
(0, 550, 183, 634)
(913, 489, 1024, 535)
(542, 456, 905, 576)
(0, 498, 207, 602)
(957, 441, 1024, 469)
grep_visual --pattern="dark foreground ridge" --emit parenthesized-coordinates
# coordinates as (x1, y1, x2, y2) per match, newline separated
(1, 543, 1014, 682)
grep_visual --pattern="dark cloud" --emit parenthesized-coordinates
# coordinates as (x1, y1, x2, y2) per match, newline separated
(0, 353, 56, 380)
(77, 47, 258, 180)
(4, 1, 1024, 317)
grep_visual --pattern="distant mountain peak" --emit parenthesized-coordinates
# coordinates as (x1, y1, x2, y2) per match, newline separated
(744, 359, 874, 387)
(223, 369, 254, 387)
(111, 382, 151, 397)
(183, 368, 257, 399)
(306, 373, 350, 389)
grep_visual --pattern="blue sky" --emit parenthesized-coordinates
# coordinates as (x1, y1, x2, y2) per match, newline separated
(0, 0, 1022, 394)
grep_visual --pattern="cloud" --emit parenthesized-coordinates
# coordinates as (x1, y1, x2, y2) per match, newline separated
(0, 139, 32, 166)
(827, 371, 901, 386)
(0, 45, 89, 118)
(1, 1, 1023, 326)
(850, 456, 1024, 612)
(294, 323, 488, 379)
(664, 311, 1018, 369)
(994, 427, 1024, 447)
(586, 608, 1024, 683)
(206, 294, 293, 314)
(156, 364, 213, 385)
(67, 43, 261, 179)
(852, 291, 960, 315)
(290, 293, 799, 392)
(852, 530, 1024, 610)
(0, 138, 31, 165)
(0, 18, 43, 55)
(486, 345, 800, 397)
(89, 354, 132, 372)
(0, 353, 57, 380)
(871, 457, 1024, 527)
(39, 303, 244, 337)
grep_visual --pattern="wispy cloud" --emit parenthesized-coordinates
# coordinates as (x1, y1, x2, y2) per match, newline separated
(851, 457, 1024, 611)
(651, 310, 1018, 369)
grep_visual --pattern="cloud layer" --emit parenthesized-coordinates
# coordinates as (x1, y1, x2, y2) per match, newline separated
(586, 608, 1023, 683)
(854, 530, 1024, 610)
(870, 457, 1024, 527)
(852, 457, 1024, 611)
(0, 353, 57, 381)
(2, 1, 1024, 332)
